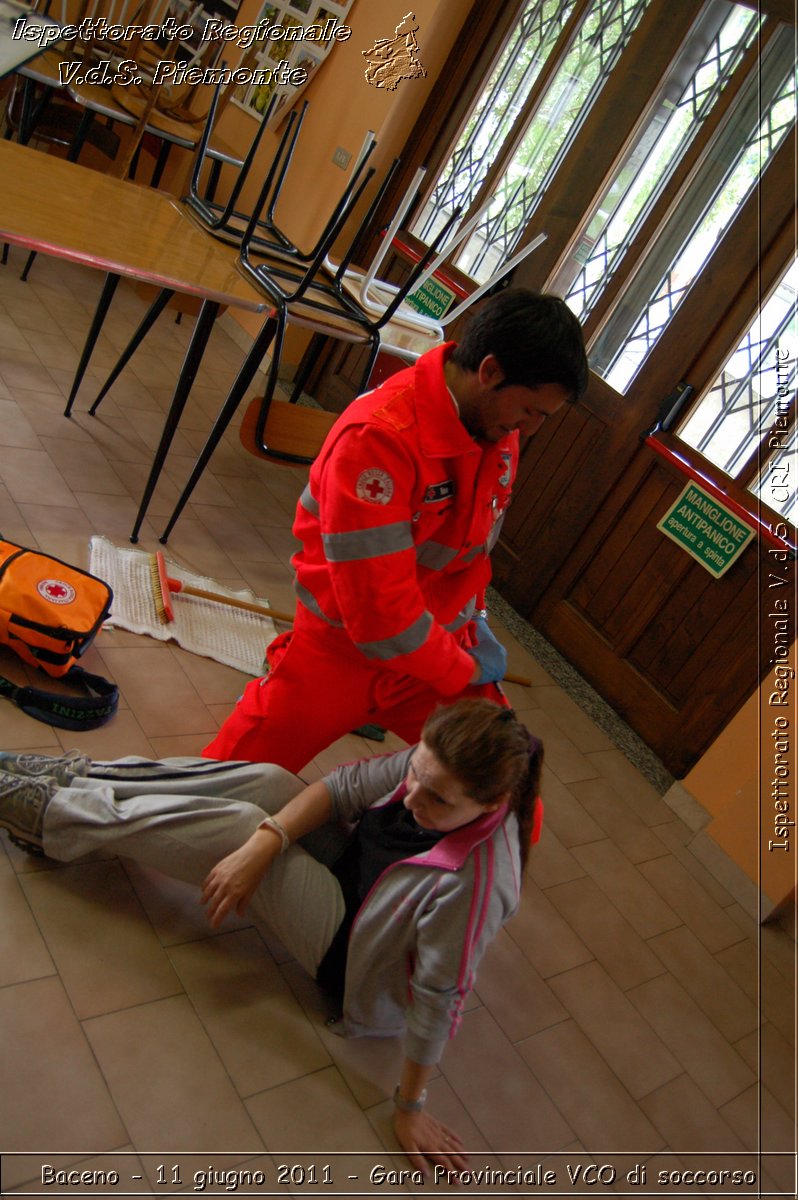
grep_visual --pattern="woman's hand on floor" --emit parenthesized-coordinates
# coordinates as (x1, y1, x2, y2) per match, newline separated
(201, 828, 280, 928)
(393, 1108, 468, 1178)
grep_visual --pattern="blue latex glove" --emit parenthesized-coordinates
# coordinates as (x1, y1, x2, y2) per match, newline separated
(467, 615, 508, 684)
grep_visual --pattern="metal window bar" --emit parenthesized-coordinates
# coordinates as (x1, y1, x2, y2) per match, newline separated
(678, 260, 797, 509)
(564, 1, 761, 321)
(415, 0, 578, 246)
(455, 0, 653, 281)
(590, 25, 797, 392)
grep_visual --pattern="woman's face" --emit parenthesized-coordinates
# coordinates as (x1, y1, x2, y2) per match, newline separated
(403, 741, 502, 833)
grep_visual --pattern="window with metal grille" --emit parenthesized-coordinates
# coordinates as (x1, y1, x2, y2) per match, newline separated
(413, 0, 653, 283)
(553, 0, 761, 322)
(679, 259, 797, 520)
(589, 23, 797, 393)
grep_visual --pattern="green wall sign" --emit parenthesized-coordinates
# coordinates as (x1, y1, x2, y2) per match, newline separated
(657, 482, 755, 577)
(405, 276, 457, 320)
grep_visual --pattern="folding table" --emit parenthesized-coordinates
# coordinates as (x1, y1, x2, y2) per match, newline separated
(0, 140, 268, 541)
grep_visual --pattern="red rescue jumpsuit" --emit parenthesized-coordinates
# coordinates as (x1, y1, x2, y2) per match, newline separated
(203, 343, 519, 772)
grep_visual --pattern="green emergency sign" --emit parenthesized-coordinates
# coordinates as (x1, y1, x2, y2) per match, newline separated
(657, 482, 755, 577)
(405, 276, 457, 320)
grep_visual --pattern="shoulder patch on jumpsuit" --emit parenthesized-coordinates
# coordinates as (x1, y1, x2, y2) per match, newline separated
(372, 387, 415, 432)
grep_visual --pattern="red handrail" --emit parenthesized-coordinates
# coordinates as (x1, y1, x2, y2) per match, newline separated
(644, 435, 795, 555)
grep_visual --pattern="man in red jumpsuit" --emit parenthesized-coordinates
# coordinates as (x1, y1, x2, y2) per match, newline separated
(204, 289, 587, 772)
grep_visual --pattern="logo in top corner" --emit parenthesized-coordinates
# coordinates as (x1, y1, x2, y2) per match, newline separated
(37, 579, 76, 605)
(362, 12, 426, 91)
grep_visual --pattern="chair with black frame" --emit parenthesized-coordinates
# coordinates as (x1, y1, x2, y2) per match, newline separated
(72, 90, 378, 424)
(155, 141, 465, 543)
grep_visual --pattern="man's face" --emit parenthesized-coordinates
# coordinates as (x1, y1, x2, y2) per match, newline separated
(463, 355, 571, 443)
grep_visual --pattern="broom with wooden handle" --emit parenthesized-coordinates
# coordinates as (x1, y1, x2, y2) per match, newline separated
(149, 552, 295, 626)
(149, 552, 531, 685)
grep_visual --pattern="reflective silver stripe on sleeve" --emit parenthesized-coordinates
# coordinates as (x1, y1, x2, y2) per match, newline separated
(299, 484, 319, 516)
(355, 611, 433, 660)
(322, 521, 414, 563)
(443, 597, 476, 631)
(487, 511, 507, 553)
(462, 542, 487, 565)
(294, 581, 345, 626)
(415, 541, 459, 570)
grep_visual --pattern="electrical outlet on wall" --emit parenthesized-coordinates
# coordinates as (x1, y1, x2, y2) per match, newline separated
(332, 147, 352, 169)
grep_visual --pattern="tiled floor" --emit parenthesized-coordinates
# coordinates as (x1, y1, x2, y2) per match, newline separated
(0, 252, 795, 1196)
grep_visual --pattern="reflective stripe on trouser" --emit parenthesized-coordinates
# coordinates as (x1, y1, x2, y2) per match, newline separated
(202, 608, 508, 772)
(42, 756, 345, 977)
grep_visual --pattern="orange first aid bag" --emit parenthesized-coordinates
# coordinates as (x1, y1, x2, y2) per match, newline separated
(0, 540, 118, 729)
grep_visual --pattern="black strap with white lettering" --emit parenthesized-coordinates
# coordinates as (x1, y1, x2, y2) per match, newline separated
(0, 666, 119, 730)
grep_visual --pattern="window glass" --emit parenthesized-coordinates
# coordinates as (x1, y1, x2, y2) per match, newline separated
(414, 0, 653, 283)
(679, 259, 797, 518)
(415, 0, 578, 247)
(590, 24, 796, 392)
(556, 1, 760, 321)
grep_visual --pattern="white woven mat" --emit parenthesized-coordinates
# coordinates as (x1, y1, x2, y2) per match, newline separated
(89, 536, 279, 676)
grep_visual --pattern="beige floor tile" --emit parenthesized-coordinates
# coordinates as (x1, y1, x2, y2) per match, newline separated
(167, 929, 331, 1096)
(627, 974, 755, 1107)
(515, 710, 601, 784)
(716, 938, 795, 1045)
(517, 1018, 663, 1151)
(527, 825, 586, 892)
(544, 875, 665, 991)
(638, 1073, 745, 1151)
(0, 358, 64, 396)
(735, 1023, 796, 1116)
(569, 777, 670, 863)
(570, 839, 681, 939)
(279, 960, 404, 1109)
(0, 977, 128, 1180)
(525, 685, 615, 753)
(0, 850, 56, 986)
(97, 646, 217, 738)
(475, 928, 568, 1042)
(246, 1064, 384, 1152)
(720, 1083, 796, 1154)
(535, 767, 606, 847)
(549, 961, 680, 1099)
(53, 710, 156, 762)
(583, 749, 673, 825)
(648, 926, 760, 1042)
(122, 853, 254, 943)
(166, 645, 253, 707)
(39, 435, 129, 496)
(505, 877, 593, 978)
(0, 445, 81, 507)
(20, 859, 182, 1018)
(638, 854, 744, 953)
(0, 398, 42, 449)
(441, 1007, 576, 1151)
(84, 994, 264, 1152)
(652, 818, 738, 908)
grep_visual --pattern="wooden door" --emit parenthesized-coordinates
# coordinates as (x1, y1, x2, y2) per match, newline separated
(492, 128, 795, 776)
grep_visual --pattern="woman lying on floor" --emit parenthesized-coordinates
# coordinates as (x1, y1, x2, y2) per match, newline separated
(0, 698, 542, 1174)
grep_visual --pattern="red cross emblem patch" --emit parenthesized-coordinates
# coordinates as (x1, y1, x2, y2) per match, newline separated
(37, 579, 77, 605)
(356, 469, 394, 504)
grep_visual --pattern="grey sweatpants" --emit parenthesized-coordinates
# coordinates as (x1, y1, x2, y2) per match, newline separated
(43, 757, 346, 976)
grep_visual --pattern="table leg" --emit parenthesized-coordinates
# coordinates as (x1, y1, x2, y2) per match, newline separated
(130, 299, 220, 544)
(158, 312, 279, 544)
(64, 273, 121, 417)
(89, 287, 175, 415)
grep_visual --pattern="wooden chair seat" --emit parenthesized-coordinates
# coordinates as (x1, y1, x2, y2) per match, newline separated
(239, 396, 338, 464)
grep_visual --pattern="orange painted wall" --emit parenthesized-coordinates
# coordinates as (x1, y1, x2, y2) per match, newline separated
(684, 640, 797, 913)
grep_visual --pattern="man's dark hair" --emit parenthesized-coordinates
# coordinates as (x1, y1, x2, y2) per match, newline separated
(450, 288, 588, 400)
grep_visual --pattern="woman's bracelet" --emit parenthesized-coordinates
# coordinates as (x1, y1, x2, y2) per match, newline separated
(393, 1086, 427, 1112)
(257, 816, 290, 854)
